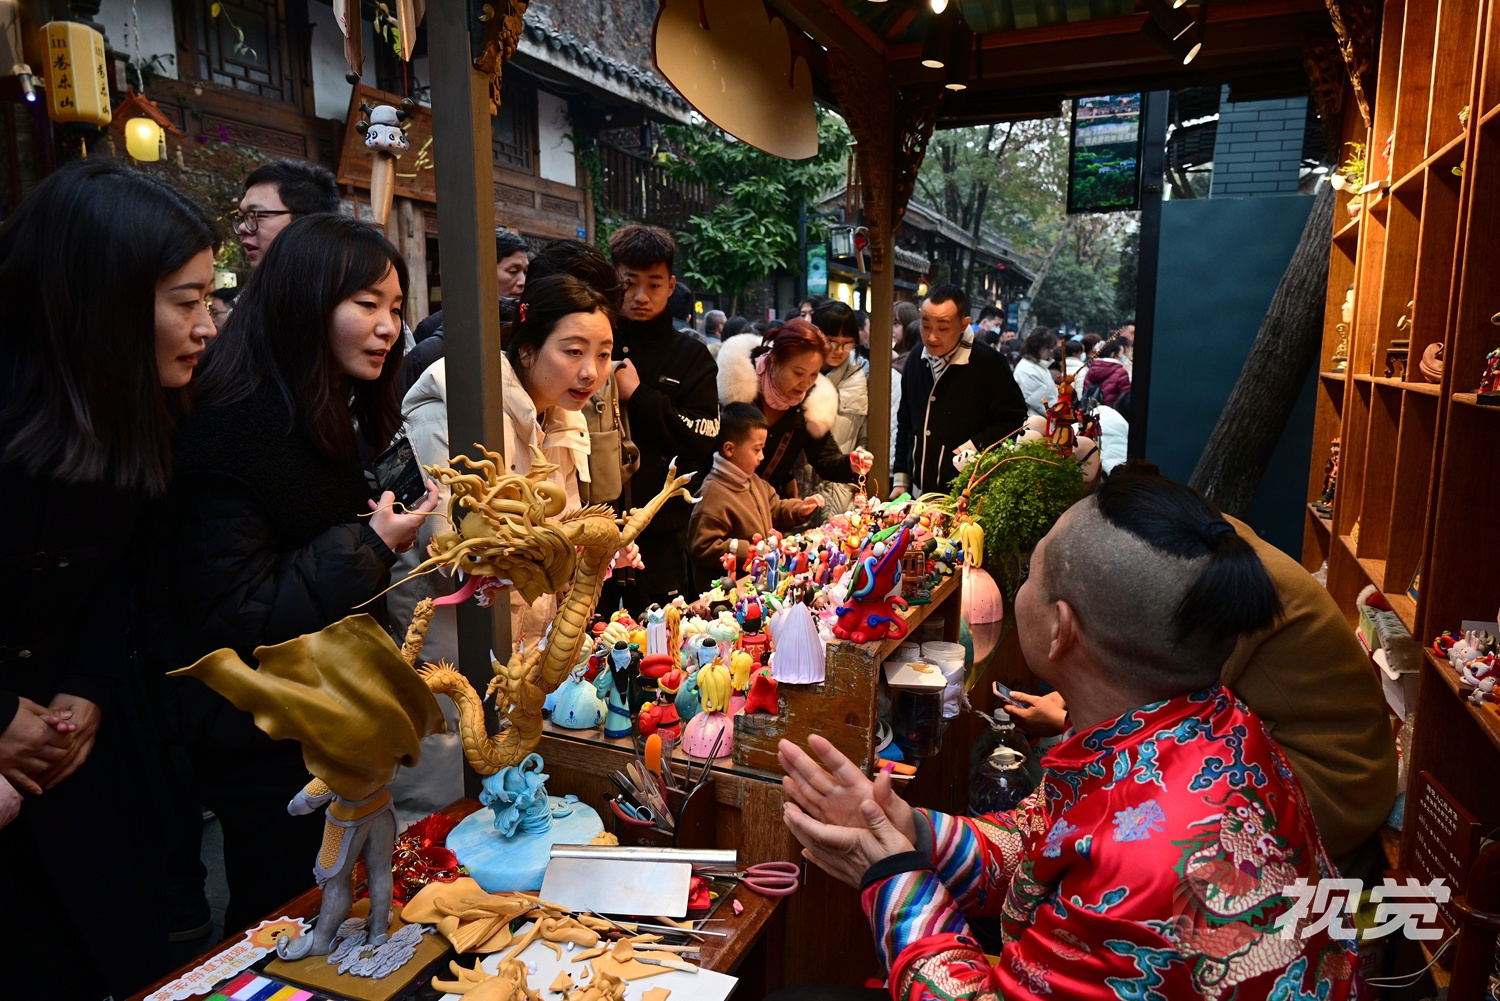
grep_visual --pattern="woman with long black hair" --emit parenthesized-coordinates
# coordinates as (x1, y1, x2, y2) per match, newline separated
(0, 159, 219, 999)
(145, 213, 438, 930)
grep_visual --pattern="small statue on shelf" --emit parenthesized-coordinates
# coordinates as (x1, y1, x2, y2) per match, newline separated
(1478, 345, 1500, 405)
(1331, 286, 1354, 373)
(1331, 324, 1349, 372)
(1314, 438, 1340, 517)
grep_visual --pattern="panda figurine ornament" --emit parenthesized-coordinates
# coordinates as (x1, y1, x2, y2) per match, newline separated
(355, 99, 413, 225)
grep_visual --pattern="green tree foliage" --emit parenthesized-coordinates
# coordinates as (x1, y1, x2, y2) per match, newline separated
(1114, 228, 1139, 320)
(1030, 251, 1121, 333)
(916, 119, 1071, 288)
(661, 113, 851, 311)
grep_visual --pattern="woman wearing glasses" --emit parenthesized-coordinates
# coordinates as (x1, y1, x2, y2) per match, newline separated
(0, 159, 219, 999)
(144, 213, 438, 931)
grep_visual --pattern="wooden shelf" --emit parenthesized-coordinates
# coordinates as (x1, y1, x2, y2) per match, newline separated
(1426, 649, 1500, 753)
(1307, 503, 1333, 534)
(1386, 591, 1416, 633)
(1431, 130, 1467, 168)
(1369, 376, 1441, 393)
(1451, 392, 1500, 408)
(1308, 6, 1499, 991)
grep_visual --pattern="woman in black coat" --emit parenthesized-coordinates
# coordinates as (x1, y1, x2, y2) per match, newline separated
(144, 214, 437, 931)
(0, 160, 219, 999)
(716, 319, 871, 497)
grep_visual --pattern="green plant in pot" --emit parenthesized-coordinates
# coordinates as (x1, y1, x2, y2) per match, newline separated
(942, 439, 1086, 596)
(1327, 142, 1368, 218)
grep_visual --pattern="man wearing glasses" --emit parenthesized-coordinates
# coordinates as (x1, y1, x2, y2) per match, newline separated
(234, 160, 340, 267)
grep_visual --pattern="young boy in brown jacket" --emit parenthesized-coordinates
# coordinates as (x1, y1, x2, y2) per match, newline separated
(689, 403, 820, 592)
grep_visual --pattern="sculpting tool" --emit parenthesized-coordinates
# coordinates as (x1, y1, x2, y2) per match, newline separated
(635, 957, 698, 974)
(616, 922, 727, 938)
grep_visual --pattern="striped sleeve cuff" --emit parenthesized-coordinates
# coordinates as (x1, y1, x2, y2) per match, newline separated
(861, 865, 971, 972)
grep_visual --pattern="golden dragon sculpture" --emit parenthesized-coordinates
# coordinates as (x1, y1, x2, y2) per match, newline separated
(402, 445, 692, 775)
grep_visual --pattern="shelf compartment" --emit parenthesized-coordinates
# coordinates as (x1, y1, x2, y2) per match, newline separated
(1424, 649, 1500, 753)
(1390, 0, 1440, 181)
(1355, 383, 1404, 560)
(1426, 0, 1483, 157)
(1407, 162, 1464, 386)
(1446, 123, 1500, 386)
(1373, 184, 1423, 380)
(1334, 379, 1375, 537)
(1383, 392, 1438, 597)
(1421, 403, 1500, 640)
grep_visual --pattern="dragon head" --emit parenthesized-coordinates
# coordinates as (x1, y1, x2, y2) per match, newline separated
(414, 445, 579, 603)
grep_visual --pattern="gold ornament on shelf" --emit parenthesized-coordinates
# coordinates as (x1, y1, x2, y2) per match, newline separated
(1331, 324, 1349, 372)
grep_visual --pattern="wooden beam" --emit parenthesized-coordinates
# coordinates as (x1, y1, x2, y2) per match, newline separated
(765, 0, 889, 83)
(427, 0, 510, 781)
(886, 0, 1326, 88)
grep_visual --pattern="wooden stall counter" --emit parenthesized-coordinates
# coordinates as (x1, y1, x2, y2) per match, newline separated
(127, 798, 784, 1001)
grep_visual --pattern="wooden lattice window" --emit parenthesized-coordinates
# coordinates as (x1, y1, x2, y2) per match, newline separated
(186, 0, 300, 105)
(492, 75, 536, 172)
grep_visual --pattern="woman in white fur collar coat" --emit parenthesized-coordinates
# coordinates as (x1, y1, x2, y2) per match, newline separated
(716, 320, 871, 495)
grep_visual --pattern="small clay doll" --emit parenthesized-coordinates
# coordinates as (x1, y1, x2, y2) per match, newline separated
(355, 100, 413, 225)
(1478, 346, 1500, 402)
(680, 658, 733, 759)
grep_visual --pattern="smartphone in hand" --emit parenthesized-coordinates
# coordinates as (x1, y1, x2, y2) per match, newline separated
(371, 434, 428, 509)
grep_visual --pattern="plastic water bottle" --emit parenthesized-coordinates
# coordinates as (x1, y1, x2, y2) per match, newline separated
(968, 710, 1039, 815)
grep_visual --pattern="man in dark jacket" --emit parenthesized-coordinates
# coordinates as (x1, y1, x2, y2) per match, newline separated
(607, 224, 721, 606)
(892, 284, 1027, 497)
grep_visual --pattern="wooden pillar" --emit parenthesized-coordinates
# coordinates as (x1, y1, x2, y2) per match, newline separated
(427, 0, 509, 764)
(867, 154, 895, 494)
(392, 197, 430, 318)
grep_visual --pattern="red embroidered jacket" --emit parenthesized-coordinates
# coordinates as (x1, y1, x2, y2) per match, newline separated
(861, 686, 1361, 1000)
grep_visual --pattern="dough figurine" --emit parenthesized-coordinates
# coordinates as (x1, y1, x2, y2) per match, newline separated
(833, 525, 912, 644)
(355, 99, 413, 225)
(680, 658, 732, 759)
(404, 447, 693, 774)
(169, 614, 444, 959)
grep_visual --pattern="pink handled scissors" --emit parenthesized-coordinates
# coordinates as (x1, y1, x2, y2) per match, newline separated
(698, 861, 800, 896)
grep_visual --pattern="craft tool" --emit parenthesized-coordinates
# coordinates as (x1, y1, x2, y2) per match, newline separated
(694, 861, 800, 897)
(635, 957, 699, 974)
(550, 845, 735, 865)
(607, 796, 655, 827)
(607, 921, 729, 938)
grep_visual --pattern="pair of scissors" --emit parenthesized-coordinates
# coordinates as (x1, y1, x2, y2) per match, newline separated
(698, 861, 800, 896)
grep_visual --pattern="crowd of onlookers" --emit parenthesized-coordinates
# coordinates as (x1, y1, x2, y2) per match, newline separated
(0, 154, 1139, 999)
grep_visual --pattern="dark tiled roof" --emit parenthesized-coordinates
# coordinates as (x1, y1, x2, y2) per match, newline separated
(522, 16, 692, 114)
